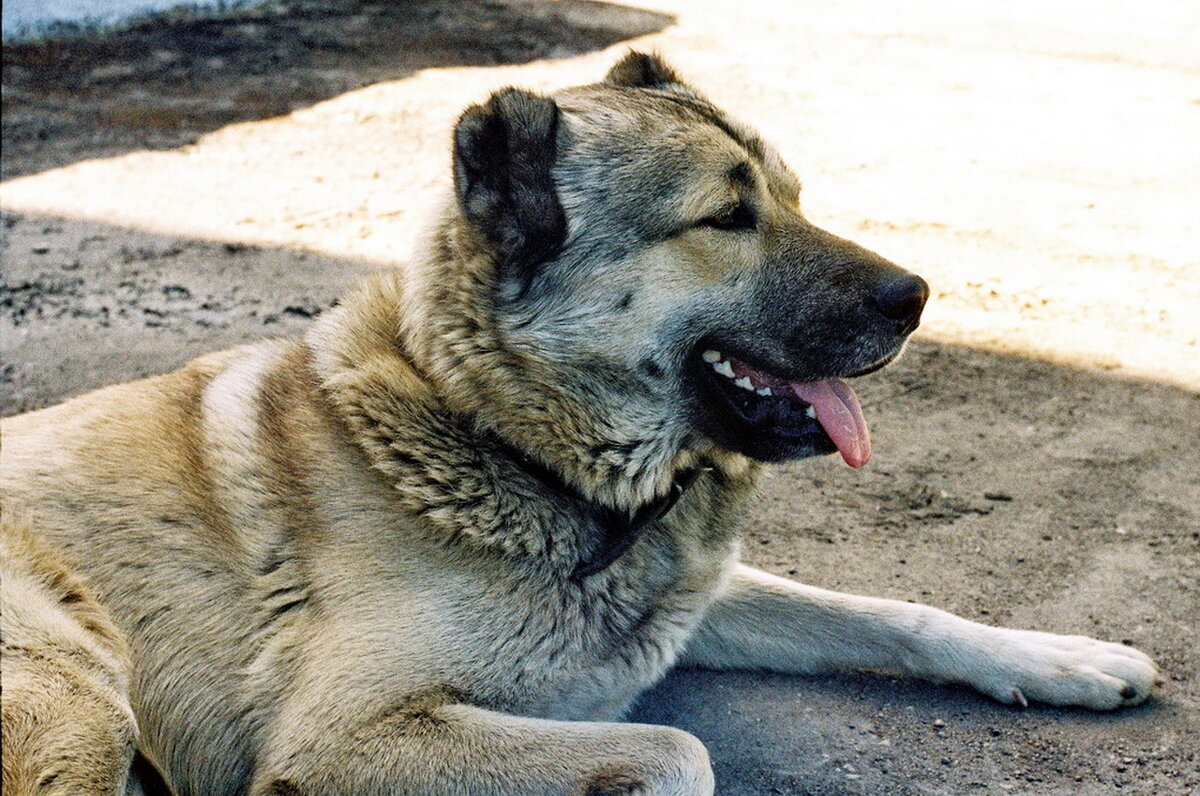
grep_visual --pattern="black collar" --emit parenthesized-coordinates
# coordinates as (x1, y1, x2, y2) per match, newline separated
(491, 437, 707, 581)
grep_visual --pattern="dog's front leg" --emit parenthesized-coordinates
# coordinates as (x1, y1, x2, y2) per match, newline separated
(680, 563, 1159, 710)
(251, 699, 714, 796)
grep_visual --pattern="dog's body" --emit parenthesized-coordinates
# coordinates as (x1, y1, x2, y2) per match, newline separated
(1, 54, 1158, 795)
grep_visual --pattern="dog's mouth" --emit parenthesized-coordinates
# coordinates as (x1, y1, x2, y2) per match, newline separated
(696, 348, 880, 467)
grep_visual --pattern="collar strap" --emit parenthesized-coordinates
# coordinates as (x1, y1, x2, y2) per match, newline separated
(490, 436, 707, 580)
(570, 464, 706, 581)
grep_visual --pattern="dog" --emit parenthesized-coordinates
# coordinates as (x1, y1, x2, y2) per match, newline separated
(0, 52, 1160, 795)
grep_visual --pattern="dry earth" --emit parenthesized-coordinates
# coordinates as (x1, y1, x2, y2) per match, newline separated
(2, 1, 1198, 794)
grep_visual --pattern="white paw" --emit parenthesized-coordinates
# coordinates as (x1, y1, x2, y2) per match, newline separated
(970, 628, 1161, 710)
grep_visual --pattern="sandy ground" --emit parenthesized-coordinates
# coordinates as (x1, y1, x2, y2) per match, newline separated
(2, 1, 1198, 793)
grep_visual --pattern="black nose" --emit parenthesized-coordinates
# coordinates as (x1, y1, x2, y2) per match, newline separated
(873, 273, 929, 329)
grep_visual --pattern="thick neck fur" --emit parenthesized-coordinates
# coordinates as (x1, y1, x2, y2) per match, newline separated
(307, 265, 582, 567)
(308, 201, 751, 562)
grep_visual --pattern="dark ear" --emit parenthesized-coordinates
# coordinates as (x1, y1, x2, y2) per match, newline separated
(453, 87, 566, 294)
(604, 51, 686, 90)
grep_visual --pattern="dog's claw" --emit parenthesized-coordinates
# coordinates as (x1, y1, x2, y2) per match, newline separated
(1011, 688, 1028, 708)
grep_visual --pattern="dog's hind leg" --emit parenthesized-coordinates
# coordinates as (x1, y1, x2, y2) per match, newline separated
(251, 697, 713, 796)
(679, 563, 1160, 710)
(1, 517, 139, 795)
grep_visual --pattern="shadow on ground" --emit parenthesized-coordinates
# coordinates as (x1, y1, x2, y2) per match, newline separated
(633, 669, 1181, 796)
(3, 208, 1197, 795)
(0, 0, 672, 179)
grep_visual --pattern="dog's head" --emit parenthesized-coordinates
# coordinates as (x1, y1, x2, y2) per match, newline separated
(435, 53, 926, 491)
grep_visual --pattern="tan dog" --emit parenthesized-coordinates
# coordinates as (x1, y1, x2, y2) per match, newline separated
(0, 53, 1159, 795)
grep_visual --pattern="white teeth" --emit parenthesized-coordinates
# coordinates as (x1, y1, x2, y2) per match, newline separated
(702, 349, 722, 363)
(734, 376, 754, 391)
(804, 406, 817, 419)
(713, 360, 734, 378)
(756, 387, 773, 396)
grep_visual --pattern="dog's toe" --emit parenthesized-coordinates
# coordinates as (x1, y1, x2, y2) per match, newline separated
(973, 630, 1160, 710)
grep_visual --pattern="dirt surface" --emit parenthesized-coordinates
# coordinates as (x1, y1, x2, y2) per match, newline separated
(2, 1, 1198, 794)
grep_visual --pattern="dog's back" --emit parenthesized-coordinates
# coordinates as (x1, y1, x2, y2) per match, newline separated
(0, 516, 137, 795)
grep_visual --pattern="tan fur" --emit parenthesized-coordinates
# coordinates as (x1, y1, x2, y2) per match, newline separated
(0, 515, 136, 795)
(0, 55, 1158, 795)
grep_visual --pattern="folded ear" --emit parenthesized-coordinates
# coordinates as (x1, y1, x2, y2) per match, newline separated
(603, 51, 687, 90)
(453, 88, 566, 296)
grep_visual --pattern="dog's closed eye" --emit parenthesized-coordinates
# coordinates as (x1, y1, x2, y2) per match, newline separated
(699, 202, 756, 232)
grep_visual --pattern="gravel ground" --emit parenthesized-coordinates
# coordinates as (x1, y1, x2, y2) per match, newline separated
(2, 1, 1198, 793)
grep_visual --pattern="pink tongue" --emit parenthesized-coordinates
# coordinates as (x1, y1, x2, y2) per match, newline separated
(788, 379, 871, 468)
